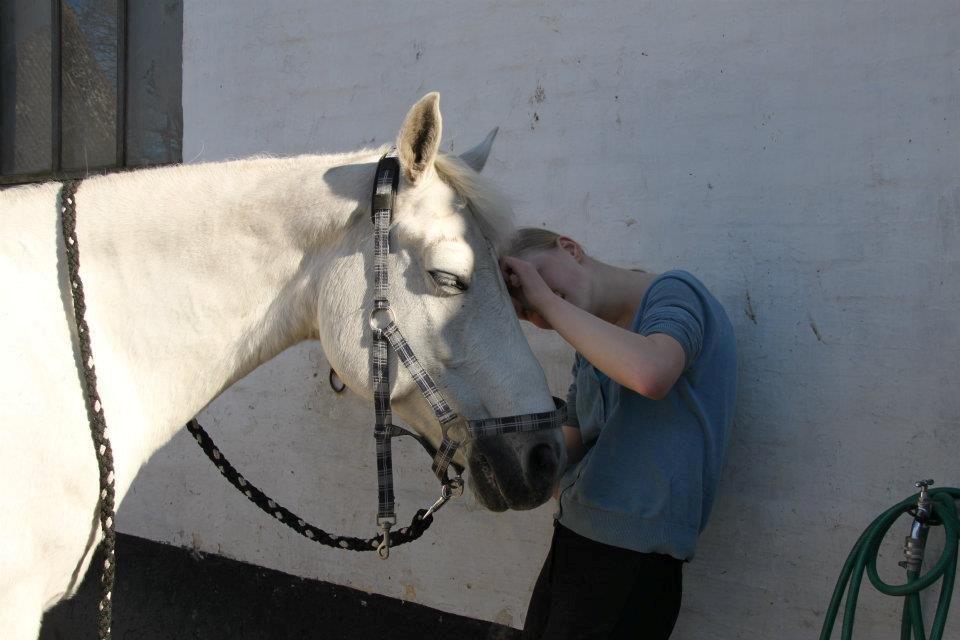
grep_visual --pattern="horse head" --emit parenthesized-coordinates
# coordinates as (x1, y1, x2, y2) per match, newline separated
(318, 93, 564, 511)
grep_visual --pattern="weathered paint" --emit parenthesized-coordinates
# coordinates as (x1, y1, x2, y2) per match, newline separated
(117, 1, 960, 636)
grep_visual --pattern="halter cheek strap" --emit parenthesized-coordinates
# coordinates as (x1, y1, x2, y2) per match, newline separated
(368, 148, 566, 558)
(368, 149, 461, 557)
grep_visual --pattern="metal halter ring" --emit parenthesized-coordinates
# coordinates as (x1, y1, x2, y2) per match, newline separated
(328, 368, 346, 394)
(423, 476, 464, 520)
(368, 306, 397, 333)
(447, 476, 464, 497)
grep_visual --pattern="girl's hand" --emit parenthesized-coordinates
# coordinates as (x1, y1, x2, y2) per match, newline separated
(500, 256, 558, 329)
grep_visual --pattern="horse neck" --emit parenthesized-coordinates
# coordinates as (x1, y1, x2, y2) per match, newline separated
(79, 152, 375, 491)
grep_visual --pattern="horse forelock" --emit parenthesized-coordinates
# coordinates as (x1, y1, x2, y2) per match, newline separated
(433, 153, 516, 255)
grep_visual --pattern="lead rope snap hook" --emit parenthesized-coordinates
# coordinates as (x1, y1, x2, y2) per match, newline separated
(376, 518, 394, 559)
(424, 475, 465, 519)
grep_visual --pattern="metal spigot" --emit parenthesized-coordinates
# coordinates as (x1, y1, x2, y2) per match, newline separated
(915, 479, 935, 512)
(900, 479, 935, 572)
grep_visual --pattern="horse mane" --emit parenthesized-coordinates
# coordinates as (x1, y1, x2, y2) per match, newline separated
(4, 144, 518, 253)
(179, 147, 517, 254)
(434, 153, 516, 254)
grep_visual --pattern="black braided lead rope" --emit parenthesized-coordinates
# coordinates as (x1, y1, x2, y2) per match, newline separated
(60, 180, 116, 640)
(185, 420, 434, 550)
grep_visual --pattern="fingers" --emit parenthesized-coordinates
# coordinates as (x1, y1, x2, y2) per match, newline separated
(500, 256, 542, 325)
(500, 256, 529, 289)
(510, 295, 526, 319)
(500, 257, 522, 295)
(499, 255, 514, 277)
(499, 256, 517, 286)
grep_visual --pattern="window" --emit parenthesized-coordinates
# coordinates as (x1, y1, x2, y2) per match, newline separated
(1, 0, 182, 185)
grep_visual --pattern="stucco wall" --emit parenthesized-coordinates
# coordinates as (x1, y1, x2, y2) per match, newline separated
(118, 2, 960, 636)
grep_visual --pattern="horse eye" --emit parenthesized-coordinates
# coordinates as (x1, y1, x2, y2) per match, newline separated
(430, 270, 468, 293)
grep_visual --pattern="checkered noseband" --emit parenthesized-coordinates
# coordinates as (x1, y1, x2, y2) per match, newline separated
(369, 148, 566, 558)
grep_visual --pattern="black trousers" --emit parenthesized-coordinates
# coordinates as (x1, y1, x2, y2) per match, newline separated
(520, 522, 683, 640)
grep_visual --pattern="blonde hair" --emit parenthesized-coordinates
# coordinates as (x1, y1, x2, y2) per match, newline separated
(506, 227, 649, 273)
(505, 227, 567, 257)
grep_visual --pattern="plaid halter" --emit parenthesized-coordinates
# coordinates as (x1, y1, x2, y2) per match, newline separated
(369, 148, 566, 557)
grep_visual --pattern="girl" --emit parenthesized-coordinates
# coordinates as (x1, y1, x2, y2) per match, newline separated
(500, 228, 738, 640)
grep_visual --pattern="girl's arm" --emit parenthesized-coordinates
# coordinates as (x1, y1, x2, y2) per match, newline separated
(501, 256, 686, 400)
(536, 295, 685, 400)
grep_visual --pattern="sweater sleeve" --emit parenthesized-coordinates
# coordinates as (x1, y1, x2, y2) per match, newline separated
(635, 275, 706, 370)
(564, 354, 581, 429)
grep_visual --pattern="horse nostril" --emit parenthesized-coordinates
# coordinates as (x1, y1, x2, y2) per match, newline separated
(476, 453, 497, 483)
(525, 442, 558, 485)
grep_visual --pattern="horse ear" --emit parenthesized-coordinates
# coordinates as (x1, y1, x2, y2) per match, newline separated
(458, 127, 499, 173)
(397, 92, 442, 183)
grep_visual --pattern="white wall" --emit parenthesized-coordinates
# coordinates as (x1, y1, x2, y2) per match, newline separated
(118, 1, 960, 637)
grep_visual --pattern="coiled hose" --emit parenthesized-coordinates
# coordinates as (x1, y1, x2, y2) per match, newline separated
(819, 486, 959, 640)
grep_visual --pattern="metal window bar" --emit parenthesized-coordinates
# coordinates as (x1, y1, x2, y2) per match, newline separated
(52, 0, 62, 175)
(1, 0, 127, 187)
(116, 0, 126, 168)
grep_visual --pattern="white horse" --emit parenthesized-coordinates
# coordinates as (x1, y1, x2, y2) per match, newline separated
(0, 92, 563, 639)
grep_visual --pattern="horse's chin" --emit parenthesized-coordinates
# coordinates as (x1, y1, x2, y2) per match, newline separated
(468, 474, 510, 512)
(466, 453, 553, 512)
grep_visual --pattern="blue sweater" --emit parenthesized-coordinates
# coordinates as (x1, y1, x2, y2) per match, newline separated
(556, 269, 737, 560)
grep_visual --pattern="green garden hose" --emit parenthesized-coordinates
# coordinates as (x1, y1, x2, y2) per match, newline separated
(819, 485, 959, 640)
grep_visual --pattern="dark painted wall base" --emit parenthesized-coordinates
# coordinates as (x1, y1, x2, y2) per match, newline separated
(39, 533, 520, 640)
